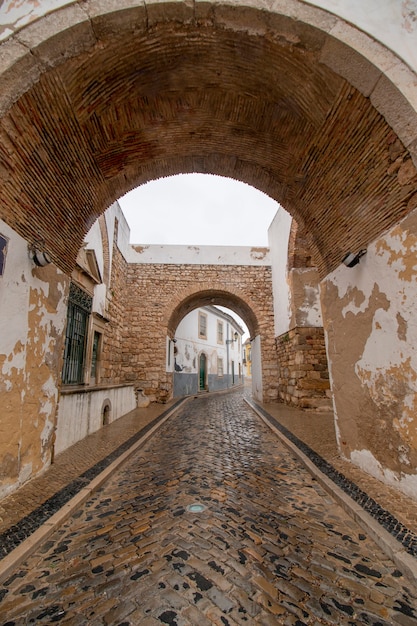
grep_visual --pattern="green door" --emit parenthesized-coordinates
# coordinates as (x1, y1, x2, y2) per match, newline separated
(199, 353, 207, 390)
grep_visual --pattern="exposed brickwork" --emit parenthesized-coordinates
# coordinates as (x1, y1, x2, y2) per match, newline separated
(287, 221, 314, 269)
(122, 263, 278, 402)
(292, 84, 417, 275)
(0, 9, 414, 278)
(100, 242, 128, 386)
(275, 327, 331, 409)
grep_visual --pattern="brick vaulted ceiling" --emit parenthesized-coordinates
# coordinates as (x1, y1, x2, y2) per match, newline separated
(0, 4, 416, 276)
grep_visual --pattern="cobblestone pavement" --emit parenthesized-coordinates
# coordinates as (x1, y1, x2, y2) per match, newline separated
(1, 392, 417, 625)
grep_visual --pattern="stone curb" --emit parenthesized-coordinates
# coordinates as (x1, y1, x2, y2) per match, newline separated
(0, 397, 190, 585)
(245, 398, 417, 586)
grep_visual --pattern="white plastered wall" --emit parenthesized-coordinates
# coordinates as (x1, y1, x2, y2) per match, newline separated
(0, 219, 68, 498)
(268, 208, 292, 337)
(321, 206, 417, 500)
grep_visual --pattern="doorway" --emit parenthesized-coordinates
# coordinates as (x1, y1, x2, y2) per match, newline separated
(199, 353, 207, 391)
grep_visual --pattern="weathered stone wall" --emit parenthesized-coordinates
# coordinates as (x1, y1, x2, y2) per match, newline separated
(321, 203, 417, 499)
(0, 220, 68, 500)
(122, 262, 278, 403)
(100, 235, 128, 386)
(275, 327, 331, 410)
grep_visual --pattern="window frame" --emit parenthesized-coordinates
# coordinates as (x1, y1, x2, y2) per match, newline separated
(198, 311, 207, 340)
(62, 283, 92, 385)
(217, 356, 224, 377)
(217, 320, 224, 344)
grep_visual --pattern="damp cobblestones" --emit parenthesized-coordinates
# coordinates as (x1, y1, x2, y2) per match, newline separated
(1, 392, 417, 624)
(247, 399, 417, 558)
(0, 400, 185, 560)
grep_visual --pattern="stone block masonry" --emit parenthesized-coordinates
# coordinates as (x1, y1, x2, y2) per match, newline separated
(122, 261, 278, 403)
(276, 327, 331, 410)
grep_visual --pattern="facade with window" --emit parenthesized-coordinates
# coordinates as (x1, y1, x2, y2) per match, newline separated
(173, 305, 244, 397)
(54, 204, 137, 455)
(243, 338, 252, 378)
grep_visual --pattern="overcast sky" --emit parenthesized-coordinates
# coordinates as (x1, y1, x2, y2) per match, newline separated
(118, 173, 279, 246)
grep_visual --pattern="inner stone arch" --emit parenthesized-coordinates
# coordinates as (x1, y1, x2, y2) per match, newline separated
(167, 288, 268, 401)
(167, 289, 260, 339)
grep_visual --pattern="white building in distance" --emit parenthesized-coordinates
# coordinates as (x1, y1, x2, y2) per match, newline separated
(173, 306, 244, 397)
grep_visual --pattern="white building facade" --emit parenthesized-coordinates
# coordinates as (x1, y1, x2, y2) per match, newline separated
(172, 306, 244, 397)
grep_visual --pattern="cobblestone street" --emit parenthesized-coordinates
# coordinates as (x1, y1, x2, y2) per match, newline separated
(1, 391, 416, 625)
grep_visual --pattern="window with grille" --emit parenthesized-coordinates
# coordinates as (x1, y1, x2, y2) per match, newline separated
(62, 283, 92, 384)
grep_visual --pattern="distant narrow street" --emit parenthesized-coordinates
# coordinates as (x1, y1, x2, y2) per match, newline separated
(0, 391, 416, 625)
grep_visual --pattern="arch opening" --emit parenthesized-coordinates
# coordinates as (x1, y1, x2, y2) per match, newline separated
(102, 400, 112, 426)
(167, 291, 268, 402)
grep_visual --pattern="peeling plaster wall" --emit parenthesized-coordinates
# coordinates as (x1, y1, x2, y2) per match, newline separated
(289, 268, 323, 329)
(269, 209, 322, 334)
(321, 206, 417, 500)
(0, 220, 68, 499)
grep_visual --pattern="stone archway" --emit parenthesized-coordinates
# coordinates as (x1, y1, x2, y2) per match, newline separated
(0, 1, 415, 275)
(166, 287, 273, 402)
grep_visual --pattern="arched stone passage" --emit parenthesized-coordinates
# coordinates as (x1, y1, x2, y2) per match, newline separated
(0, 1, 415, 277)
(123, 260, 277, 402)
(166, 289, 260, 339)
(166, 287, 272, 402)
(0, 1, 417, 498)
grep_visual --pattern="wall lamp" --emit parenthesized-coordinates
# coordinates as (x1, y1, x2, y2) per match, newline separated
(29, 240, 52, 267)
(226, 331, 239, 344)
(342, 249, 367, 268)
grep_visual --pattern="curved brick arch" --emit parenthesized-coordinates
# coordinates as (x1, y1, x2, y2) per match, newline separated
(166, 288, 261, 338)
(0, 1, 416, 277)
(287, 220, 314, 271)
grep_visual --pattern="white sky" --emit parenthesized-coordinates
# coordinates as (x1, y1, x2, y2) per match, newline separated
(118, 173, 279, 246)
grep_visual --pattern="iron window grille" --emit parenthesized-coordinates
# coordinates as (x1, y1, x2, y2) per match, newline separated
(62, 283, 92, 385)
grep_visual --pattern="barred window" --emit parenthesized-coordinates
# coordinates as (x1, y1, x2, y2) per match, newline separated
(62, 283, 92, 385)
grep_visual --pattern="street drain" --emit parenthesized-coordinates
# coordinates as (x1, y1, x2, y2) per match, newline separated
(187, 503, 206, 513)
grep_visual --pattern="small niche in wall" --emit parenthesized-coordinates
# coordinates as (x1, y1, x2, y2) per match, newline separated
(102, 400, 111, 425)
(0, 234, 8, 276)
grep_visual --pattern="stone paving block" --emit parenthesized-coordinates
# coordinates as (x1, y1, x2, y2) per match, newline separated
(206, 584, 236, 613)
(232, 587, 262, 618)
(182, 603, 213, 626)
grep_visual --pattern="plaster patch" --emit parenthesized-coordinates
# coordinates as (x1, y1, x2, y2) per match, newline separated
(18, 461, 33, 486)
(351, 448, 417, 500)
(375, 225, 417, 282)
(250, 247, 268, 260)
(341, 285, 373, 317)
(396, 311, 407, 340)
(1, 340, 26, 380)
